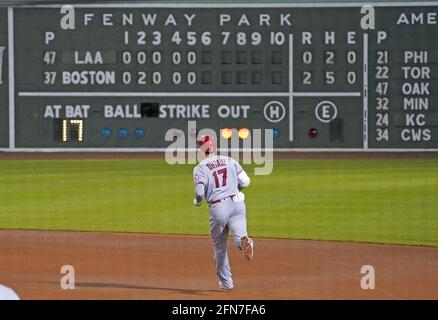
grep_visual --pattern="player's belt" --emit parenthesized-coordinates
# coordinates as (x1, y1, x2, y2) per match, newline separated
(209, 195, 236, 206)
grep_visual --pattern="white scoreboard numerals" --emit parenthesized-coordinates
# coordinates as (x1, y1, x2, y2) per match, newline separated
(236, 32, 247, 46)
(221, 32, 230, 45)
(172, 71, 182, 85)
(44, 71, 56, 85)
(375, 50, 390, 142)
(347, 51, 357, 64)
(222, 32, 263, 46)
(377, 50, 389, 64)
(346, 50, 357, 85)
(122, 71, 131, 85)
(270, 32, 285, 45)
(187, 51, 196, 64)
(375, 82, 388, 95)
(301, 50, 313, 85)
(324, 51, 335, 64)
(171, 71, 197, 85)
(324, 71, 336, 85)
(172, 51, 181, 64)
(376, 128, 389, 141)
(152, 51, 162, 64)
(152, 71, 161, 85)
(301, 45, 359, 87)
(124, 31, 162, 46)
(187, 72, 196, 85)
(302, 51, 312, 64)
(152, 31, 161, 45)
(121, 51, 131, 64)
(43, 51, 56, 64)
(376, 66, 389, 79)
(251, 32, 262, 46)
(201, 32, 212, 46)
(172, 31, 182, 45)
(187, 32, 197, 46)
(347, 71, 356, 84)
(137, 71, 146, 85)
(119, 50, 197, 86)
(376, 97, 389, 111)
(136, 31, 146, 45)
(302, 71, 312, 85)
(124, 31, 129, 45)
(376, 113, 389, 126)
(137, 51, 147, 64)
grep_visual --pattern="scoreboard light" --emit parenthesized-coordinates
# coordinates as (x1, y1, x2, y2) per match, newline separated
(101, 128, 112, 139)
(70, 120, 84, 142)
(238, 128, 250, 140)
(273, 129, 280, 138)
(61, 120, 68, 142)
(308, 128, 318, 139)
(220, 128, 233, 140)
(135, 128, 145, 139)
(118, 128, 128, 139)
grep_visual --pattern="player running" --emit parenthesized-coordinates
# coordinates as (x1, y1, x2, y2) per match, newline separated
(193, 135, 254, 291)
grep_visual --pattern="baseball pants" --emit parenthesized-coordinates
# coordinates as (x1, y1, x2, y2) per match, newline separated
(209, 198, 253, 289)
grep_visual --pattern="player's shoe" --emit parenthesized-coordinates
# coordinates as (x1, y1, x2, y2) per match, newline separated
(241, 236, 253, 261)
(219, 281, 233, 291)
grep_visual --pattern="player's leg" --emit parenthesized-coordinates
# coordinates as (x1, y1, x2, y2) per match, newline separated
(209, 203, 233, 289)
(228, 200, 254, 261)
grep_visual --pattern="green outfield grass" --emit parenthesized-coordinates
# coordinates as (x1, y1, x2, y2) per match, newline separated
(0, 158, 437, 246)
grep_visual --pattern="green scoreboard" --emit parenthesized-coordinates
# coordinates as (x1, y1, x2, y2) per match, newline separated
(0, 1, 437, 150)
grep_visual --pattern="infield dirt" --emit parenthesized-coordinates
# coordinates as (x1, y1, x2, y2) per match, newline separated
(0, 230, 437, 299)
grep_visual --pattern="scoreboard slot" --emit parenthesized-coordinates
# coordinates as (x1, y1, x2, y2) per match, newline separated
(140, 102, 160, 118)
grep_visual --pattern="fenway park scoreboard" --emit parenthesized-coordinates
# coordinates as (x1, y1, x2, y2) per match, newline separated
(0, 1, 437, 151)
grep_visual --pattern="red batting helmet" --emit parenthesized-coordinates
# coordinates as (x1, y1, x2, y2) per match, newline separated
(197, 135, 216, 155)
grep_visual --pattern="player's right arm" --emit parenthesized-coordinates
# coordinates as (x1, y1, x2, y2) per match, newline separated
(194, 184, 204, 206)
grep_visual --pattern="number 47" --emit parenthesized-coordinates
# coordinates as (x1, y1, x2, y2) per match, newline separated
(43, 51, 56, 64)
(213, 168, 228, 188)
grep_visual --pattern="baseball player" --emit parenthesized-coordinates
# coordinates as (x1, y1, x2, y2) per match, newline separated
(193, 135, 254, 290)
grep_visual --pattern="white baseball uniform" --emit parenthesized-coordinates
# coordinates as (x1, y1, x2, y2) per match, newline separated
(0, 284, 20, 300)
(193, 155, 253, 289)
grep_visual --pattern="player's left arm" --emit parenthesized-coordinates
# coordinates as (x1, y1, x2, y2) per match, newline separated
(232, 158, 250, 190)
(193, 166, 206, 206)
(237, 171, 250, 190)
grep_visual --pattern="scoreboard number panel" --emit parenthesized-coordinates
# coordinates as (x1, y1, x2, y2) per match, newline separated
(1, 3, 438, 150)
